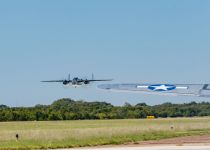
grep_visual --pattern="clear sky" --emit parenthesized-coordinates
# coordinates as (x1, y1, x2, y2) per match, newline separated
(0, 0, 210, 106)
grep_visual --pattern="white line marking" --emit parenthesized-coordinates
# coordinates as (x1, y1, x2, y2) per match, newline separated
(137, 86, 148, 88)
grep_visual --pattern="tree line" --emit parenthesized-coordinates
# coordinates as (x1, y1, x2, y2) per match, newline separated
(0, 98, 210, 121)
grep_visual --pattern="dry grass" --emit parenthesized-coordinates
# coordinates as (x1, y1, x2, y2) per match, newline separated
(0, 117, 210, 149)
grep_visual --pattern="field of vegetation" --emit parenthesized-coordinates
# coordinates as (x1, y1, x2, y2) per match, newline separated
(1, 98, 210, 121)
(1, 117, 210, 149)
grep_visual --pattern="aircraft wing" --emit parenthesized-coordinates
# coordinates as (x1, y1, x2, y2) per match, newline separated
(98, 83, 210, 98)
(87, 79, 113, 82)
(41, 80, 66, 82)
(76, 79, 112, 83)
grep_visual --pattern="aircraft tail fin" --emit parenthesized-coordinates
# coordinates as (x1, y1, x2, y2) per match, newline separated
(92, 73, 94, 80)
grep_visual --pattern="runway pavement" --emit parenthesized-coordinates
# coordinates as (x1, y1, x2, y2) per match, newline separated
(56, 145, 210, 150)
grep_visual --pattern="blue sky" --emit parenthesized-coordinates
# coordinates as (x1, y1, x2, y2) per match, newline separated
(0, 0, 210, 106)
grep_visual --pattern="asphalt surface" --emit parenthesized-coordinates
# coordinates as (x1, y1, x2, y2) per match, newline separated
(55, 145, 210, 150)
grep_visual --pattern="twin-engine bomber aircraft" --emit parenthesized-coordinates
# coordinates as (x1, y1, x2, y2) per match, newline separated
(98, 83, 210, 98)
(41, 74, 112, 87)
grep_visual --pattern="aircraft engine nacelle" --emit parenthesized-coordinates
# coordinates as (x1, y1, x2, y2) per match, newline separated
(63, 80, 69, 85)
(84, 80, 90, 84)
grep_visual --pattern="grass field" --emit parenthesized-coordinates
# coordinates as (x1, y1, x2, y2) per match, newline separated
(0, 117, 210, 149)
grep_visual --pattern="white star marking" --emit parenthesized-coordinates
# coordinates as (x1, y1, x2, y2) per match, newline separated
(151, 85, 174, 91)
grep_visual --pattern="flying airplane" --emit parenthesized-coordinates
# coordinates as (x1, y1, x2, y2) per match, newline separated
(41, 74, 112, 87)
(98, 83, 210, 98)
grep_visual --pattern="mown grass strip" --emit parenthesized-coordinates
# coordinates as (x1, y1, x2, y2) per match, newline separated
(1, 118, 210, 149)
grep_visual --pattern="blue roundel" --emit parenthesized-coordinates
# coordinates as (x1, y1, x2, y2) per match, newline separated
(148, 84, 176, 91)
